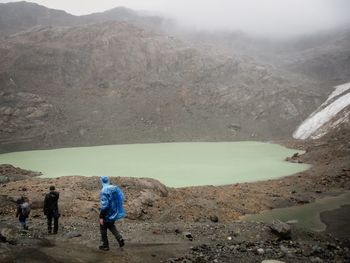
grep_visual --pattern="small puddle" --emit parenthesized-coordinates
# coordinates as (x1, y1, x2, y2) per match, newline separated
(242, 192, 350, 232)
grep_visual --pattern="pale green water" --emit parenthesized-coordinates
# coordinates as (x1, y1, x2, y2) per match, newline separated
(0, 142, 309, 187)
(242, 192, 350, 231)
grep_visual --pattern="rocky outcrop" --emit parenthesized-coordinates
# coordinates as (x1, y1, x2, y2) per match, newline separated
(0, 164, 41, 183)
(0, 90, 55, 143)
(0, 174, 169, 221)
(269, 220, 291, 240)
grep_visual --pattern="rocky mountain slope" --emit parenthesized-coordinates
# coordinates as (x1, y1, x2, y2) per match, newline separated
(0, 1, 80, 36)
(282, 29, 350, 83)
(0, 19, 320, 151)
(0, 1, 169, 37)
(0, 2, 348, 151)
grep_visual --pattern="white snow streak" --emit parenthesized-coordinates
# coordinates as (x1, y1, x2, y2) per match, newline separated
(293, 83, 350, 140)
(324, 82, 350, 104)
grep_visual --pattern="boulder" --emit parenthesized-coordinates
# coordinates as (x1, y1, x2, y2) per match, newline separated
(116, 177, 168, 197)
(0, 226, 18, 244)
(65, 231, 82, 239)
(270, 220, 291, 240)
(0, 176, 9, 184)
(209, 215, 219, 223)
(183, 231, 193, 241)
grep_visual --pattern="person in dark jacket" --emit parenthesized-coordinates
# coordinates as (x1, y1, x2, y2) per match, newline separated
(44, 185, 60, 234)
(16, 196, 30, 230)
(99, 176, 125, 251)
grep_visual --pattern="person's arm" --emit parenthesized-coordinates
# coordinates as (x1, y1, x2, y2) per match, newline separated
(99, 192, 110, 223)
(43, 195, 48, 215)
(16, 205, 20, 217)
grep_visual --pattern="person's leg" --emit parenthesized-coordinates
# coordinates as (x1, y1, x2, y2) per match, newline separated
(47, 214, 53, 234)
(99, 223, 109, 250)
(107, 222, 124, 247)
(23, 218, 28, 230)
(19, 217, 26, 230)
(53, 217, 59, 234)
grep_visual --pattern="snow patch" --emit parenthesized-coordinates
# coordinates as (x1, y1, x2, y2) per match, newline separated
(293, 83, 350, 140)
(324, 82, 350, 105)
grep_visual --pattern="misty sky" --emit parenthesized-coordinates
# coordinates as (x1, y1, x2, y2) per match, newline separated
(1, 0, 350, 37)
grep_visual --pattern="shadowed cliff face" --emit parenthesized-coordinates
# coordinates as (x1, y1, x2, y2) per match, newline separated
(0, 20, 322, 151)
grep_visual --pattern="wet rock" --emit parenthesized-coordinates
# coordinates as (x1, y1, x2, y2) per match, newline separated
(279, 244, 290, 255)
(285, 219, 298, 225)
(0, 176, 9, 184)
(270, 220, 291, 240)
(0, 226, 18, 244)
(209, 215, 219, 223)
(183, 232, 193, 241)
(296, 198, 310, 204)
(256, 248, 265, 255)
(311, 245, 322, 255)
(65, 231, 82, 239)
(0, 233, 6, 243)
(310, 257, 323, 263)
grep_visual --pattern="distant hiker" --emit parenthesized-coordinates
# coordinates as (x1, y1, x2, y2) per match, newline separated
(44, 185, 60, 234)
(16, 196, 30, 230)
(99, 176, 125, 251)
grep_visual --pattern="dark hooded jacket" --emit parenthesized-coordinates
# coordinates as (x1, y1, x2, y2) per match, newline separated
(44, 191, 59, 216)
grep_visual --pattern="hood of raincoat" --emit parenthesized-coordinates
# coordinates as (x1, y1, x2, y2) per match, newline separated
(99, 176, 126, 222)
(100, 176, 110, 188)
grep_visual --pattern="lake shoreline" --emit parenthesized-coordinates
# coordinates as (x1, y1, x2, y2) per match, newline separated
(0, 141, 310, 187)
(0, 134, 349, 262)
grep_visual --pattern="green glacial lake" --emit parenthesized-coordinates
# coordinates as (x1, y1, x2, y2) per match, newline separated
(0, 142, 310, 187)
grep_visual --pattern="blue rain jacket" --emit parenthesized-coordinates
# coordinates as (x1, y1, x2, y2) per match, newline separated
(100, 176, 126, 222)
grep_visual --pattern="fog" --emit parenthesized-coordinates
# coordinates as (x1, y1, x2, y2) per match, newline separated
(1, 0, 350, 37)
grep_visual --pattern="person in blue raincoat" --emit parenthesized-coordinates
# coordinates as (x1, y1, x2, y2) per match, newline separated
(99, 176, 125, 251)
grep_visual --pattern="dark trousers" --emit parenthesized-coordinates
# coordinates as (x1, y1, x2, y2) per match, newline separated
(19, 216, 28, 230)
(47, 213, 59, 234)
(100, 221, 123, 247)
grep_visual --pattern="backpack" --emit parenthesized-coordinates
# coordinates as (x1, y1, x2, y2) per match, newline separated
(115, 186, 125, 220)
(21, 202, 31, 217)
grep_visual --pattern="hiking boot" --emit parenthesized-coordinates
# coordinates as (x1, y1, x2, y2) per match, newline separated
(118, 239, 125, 248)
(99, 245, 109, 251)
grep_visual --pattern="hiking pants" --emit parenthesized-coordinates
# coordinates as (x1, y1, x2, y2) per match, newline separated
(19, 216, 27, 230)
(100, 221, 123, 247)
(47, 213, 59, 234)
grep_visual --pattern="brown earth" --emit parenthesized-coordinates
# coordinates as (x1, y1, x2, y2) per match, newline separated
(0, 125, 349, 262)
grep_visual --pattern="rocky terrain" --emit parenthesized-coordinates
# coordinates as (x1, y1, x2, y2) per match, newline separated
(0, 2, 338, 152)
(0, 2, 349, 262)
(0, 2, 170, 37)
(0, 122, 349, 262)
